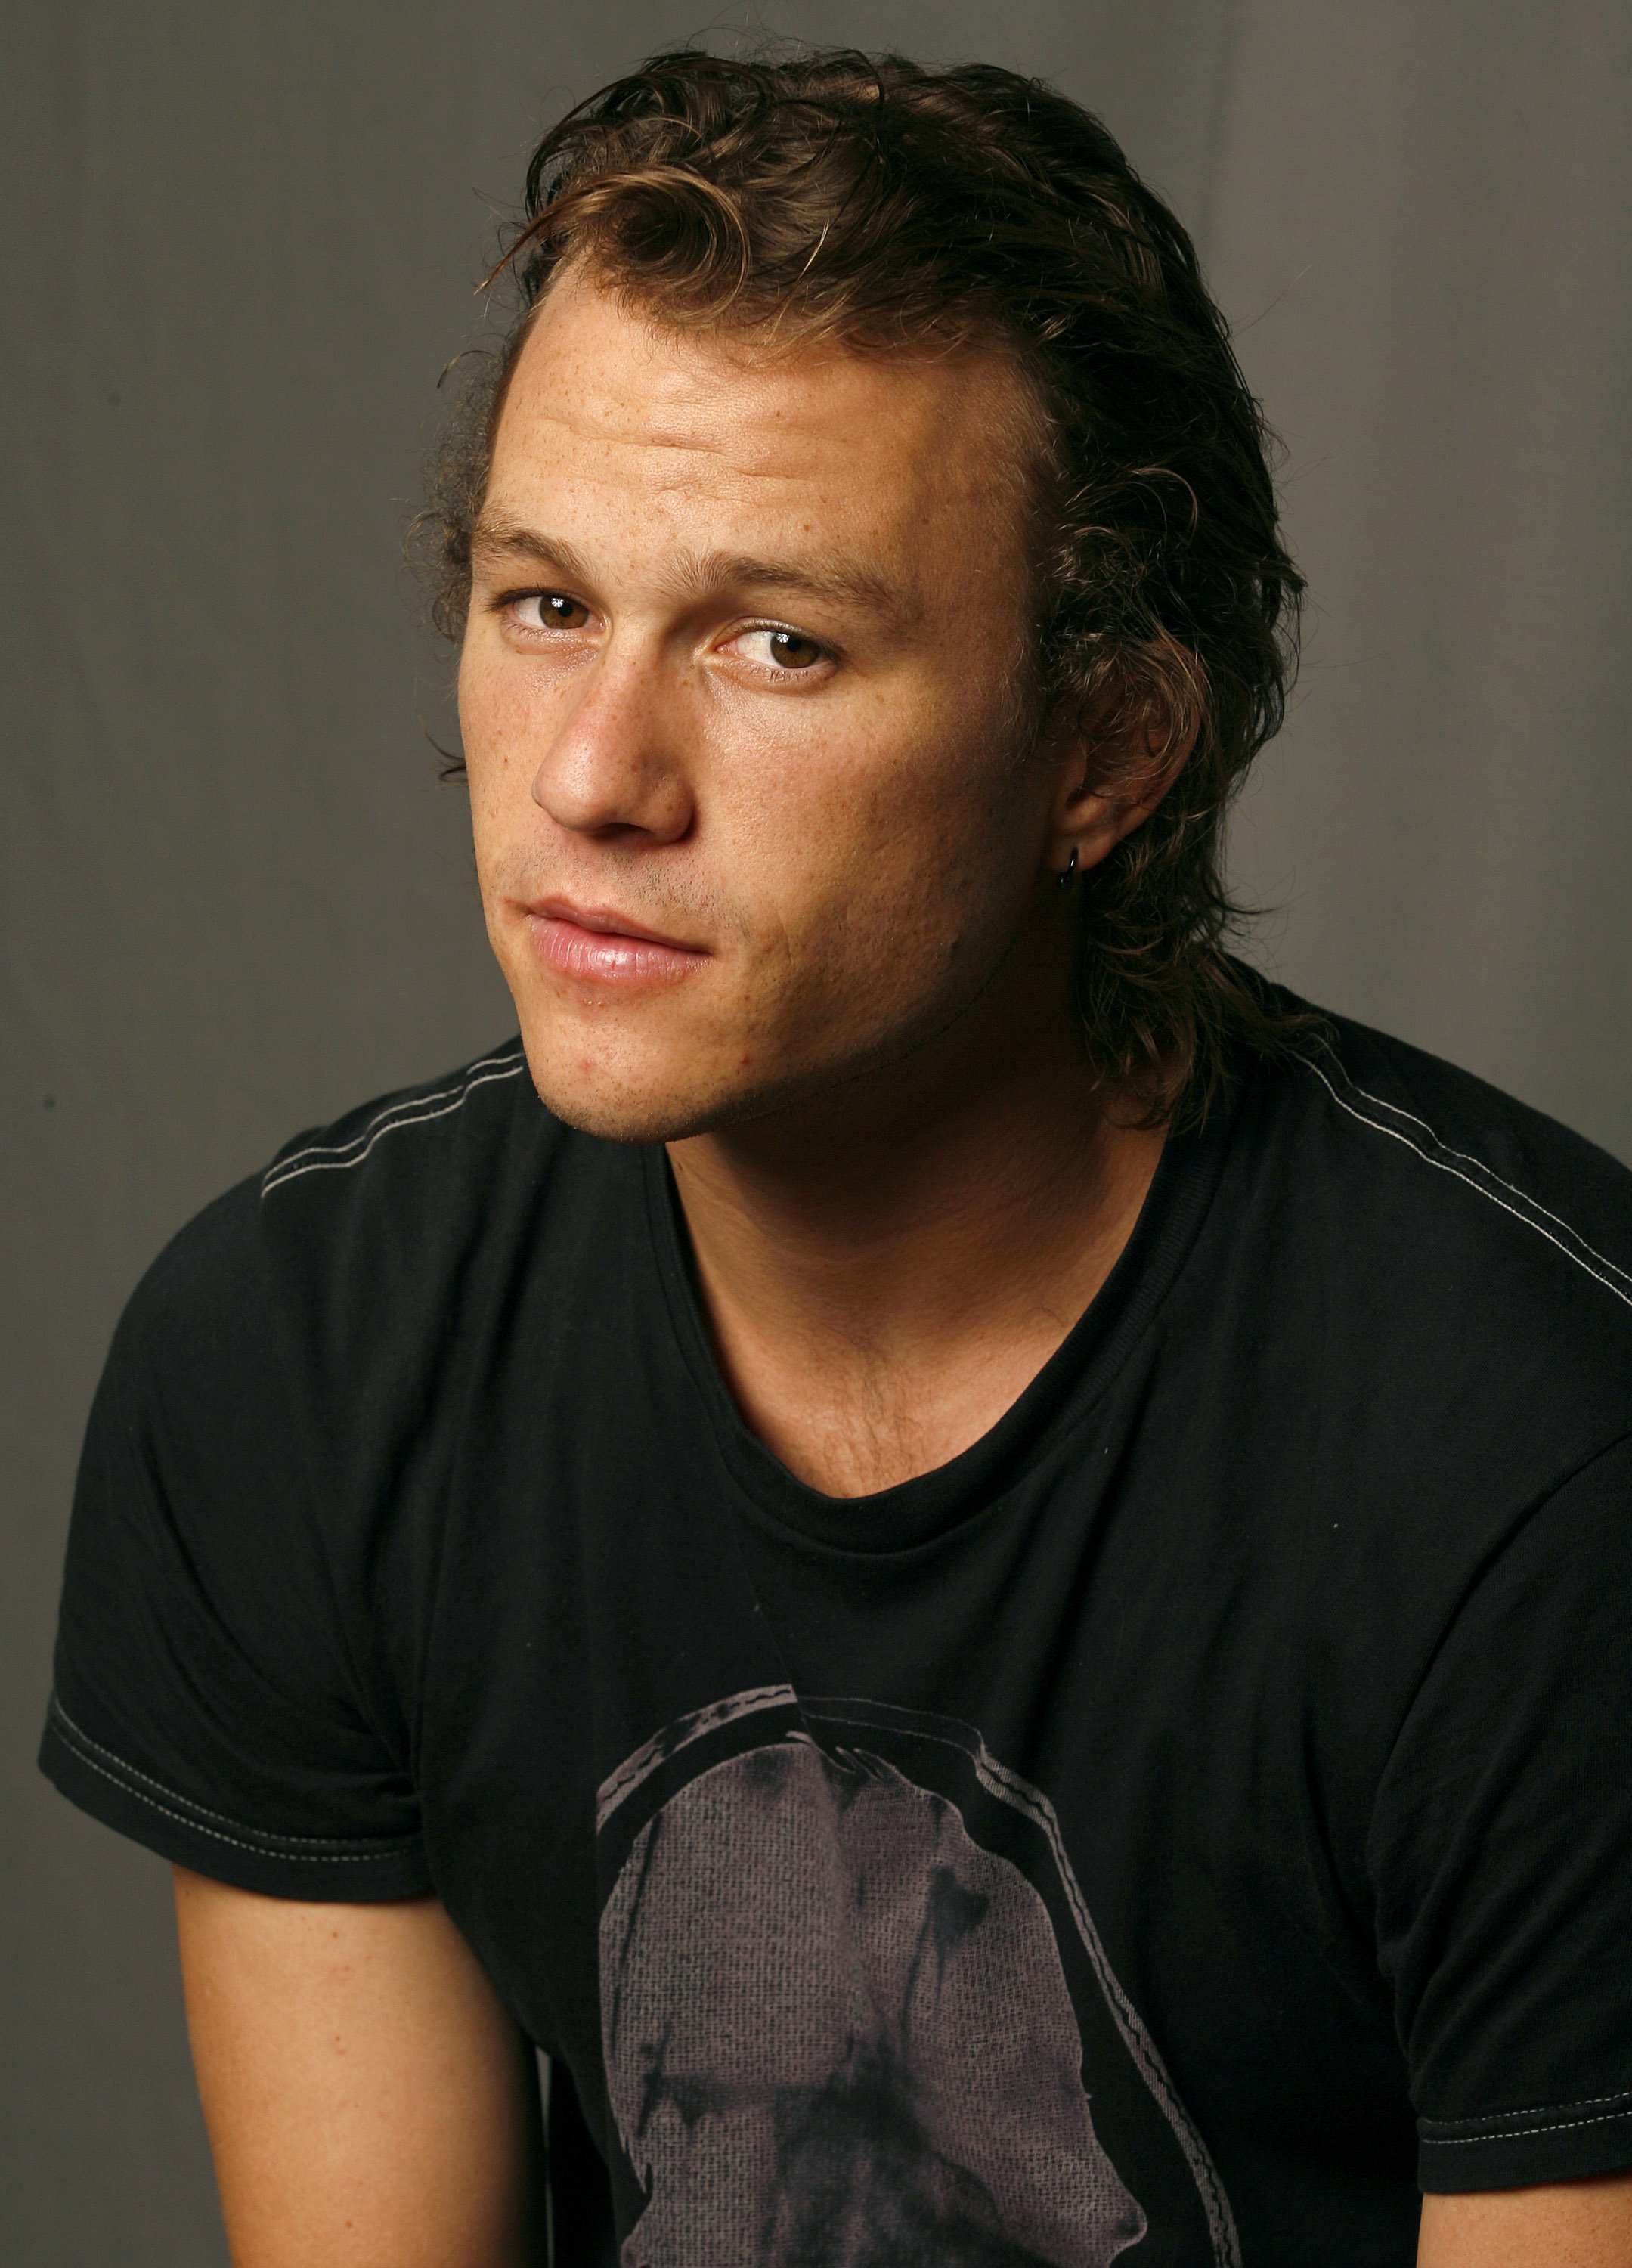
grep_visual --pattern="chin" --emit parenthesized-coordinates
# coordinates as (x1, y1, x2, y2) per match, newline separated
(519, 1040, 757, 1146)
(522, 1022, 881, 1145)
(534, 1085, 723, 1145)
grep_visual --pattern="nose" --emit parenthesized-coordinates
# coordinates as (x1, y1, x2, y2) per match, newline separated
(531, 643, 695, 847)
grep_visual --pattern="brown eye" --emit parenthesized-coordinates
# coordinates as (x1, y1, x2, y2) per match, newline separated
(732, 626, 826, 671)
(512, 591, 590, 631)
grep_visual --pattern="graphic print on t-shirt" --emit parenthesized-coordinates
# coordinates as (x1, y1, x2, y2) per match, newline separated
(596, 1691, 1239, 2267)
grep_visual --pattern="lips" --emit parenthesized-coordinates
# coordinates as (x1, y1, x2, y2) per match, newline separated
(524, 897, 710, 988)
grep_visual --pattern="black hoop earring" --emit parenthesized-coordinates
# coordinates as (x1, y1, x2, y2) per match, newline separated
(1057, 846, 1079, 891)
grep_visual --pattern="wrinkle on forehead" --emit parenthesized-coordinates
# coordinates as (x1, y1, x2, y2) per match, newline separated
(503, 373, 908, 496)
(516, 393, 745, 464)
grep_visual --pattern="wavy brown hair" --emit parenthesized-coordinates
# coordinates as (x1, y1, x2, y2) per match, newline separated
(423, 48, 1306, 1119)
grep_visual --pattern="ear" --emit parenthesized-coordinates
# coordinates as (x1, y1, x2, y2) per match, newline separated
(1043, 640, 1203, 882)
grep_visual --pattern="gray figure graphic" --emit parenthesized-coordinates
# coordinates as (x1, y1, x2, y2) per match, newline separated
(600, 1738, 1147, 2267)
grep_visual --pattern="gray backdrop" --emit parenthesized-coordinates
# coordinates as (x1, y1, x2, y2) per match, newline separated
(4, 3, 1627, 2257)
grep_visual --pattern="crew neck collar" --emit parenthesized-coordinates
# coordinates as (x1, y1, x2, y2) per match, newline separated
(643, 1077, 1241, 1557)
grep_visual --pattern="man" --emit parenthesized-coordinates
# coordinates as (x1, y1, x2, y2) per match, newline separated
(41, 49, 1632, 2267)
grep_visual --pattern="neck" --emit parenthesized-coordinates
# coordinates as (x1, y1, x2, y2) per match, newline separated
(667, 949, 1166, 1498)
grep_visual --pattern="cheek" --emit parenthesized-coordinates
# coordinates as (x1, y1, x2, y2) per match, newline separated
(715, 718, 918, 931)
(717, 693, 1035, 1006)
(458, 639, 541, 780)
(458, 640, 561, 860)
(457, 663, 532, 945)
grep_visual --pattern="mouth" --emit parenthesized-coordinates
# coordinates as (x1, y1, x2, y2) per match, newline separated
(522, 897, 711, 989)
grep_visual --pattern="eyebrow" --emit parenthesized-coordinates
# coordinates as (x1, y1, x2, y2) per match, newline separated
(469, 515, 911, 622)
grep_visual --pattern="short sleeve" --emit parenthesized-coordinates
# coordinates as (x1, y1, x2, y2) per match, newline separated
(39, 1180, 432, 1900)
(1367, 1430, 1632, 2190)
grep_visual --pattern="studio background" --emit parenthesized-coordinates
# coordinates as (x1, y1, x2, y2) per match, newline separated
(4, 3, 1627, 2258)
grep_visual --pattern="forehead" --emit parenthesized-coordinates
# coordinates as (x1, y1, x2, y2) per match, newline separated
(484, 269, 1034, 575)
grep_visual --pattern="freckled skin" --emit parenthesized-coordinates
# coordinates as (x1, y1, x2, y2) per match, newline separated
(458, 267, 1067, 1145)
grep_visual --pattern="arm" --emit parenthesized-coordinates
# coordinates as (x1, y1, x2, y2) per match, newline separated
(174, 1867, 545, 2268)
(1418, 2176, 1632, 2267)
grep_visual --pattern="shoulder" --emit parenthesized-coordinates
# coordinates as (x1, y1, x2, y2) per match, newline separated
(259, 1035, 538, 1216)
(114, 1037, 592, 1427)
(1283, 1005, 1632, 1317)
(1239, 988, 1632, 1520)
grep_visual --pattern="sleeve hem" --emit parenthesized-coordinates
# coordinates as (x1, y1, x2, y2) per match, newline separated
(39, 1701, 435, 1903)
(1418, 2099, 1632, 2192)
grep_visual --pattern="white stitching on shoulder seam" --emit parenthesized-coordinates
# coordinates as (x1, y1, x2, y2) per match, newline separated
(1421, 2085, 1632, 2132)
(1300, 1058, 1632, 1315)
(268, 1048, 519, 1176)
(49, 1697, 411, 1850)
(262, 1049, 524, 1188)
(262, 1052, 526, 1195)
(1421, 2105, 1632, 2146)
(1341, 1077, 1632, 1297)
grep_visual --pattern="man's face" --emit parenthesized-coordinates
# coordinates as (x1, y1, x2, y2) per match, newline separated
(460, 268, 1067, 1141)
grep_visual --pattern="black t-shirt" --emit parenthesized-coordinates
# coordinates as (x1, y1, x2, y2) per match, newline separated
(42, 1002, 1632, 2266)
